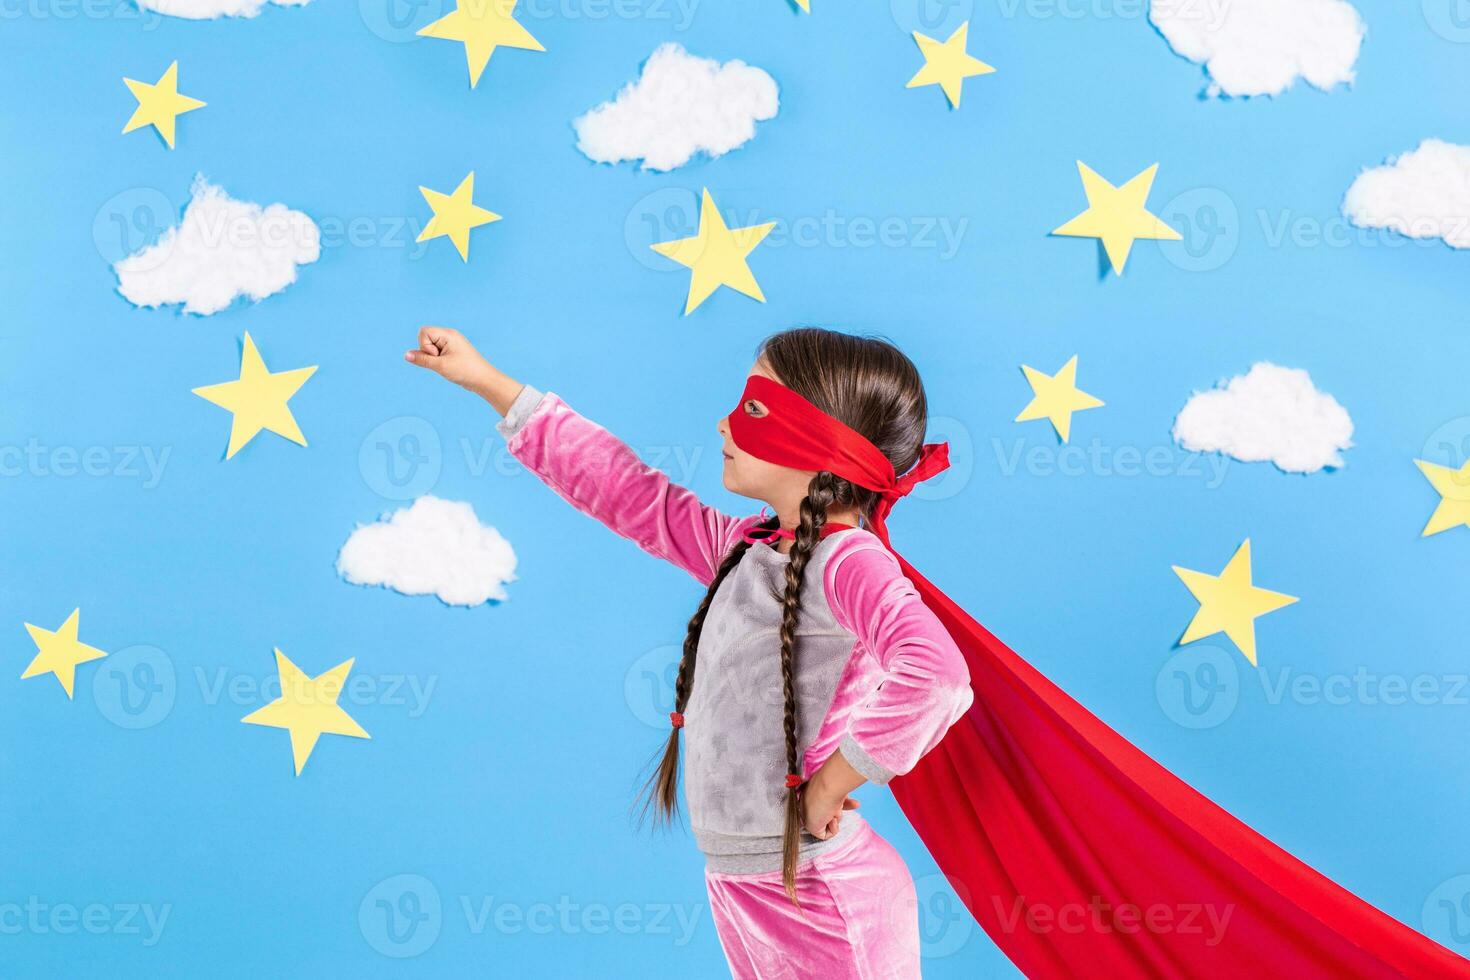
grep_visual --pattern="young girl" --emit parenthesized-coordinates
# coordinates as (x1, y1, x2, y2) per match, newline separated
(406, 325, 1470, 979)
(407, 325, 970, 978)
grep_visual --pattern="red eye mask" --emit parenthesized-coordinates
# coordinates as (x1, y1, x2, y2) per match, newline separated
(725, 374, 949, 547)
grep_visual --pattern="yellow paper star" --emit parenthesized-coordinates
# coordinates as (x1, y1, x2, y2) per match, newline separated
(906, 22, 995, 108)
(650, 188, 776, 315)
(417, 172, 501, 262)
(241, 649, 370, 776)
(794, 0, 809, 10)
(417, 0, 544, 88)
(1052, 161, 1181, 275)
(192, 332, 317, 460)
(1014, 355, 1103, 443)
(1414, 458, 1470, 536)
(121, 61, 206, 150)
(1173, 540, 1298, 667)
(21, 609, 108, 699)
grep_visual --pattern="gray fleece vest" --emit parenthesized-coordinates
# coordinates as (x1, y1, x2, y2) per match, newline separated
(684, 528, 867, 873)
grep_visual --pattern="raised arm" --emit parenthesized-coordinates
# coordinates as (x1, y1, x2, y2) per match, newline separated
(405, 325, 750, 586)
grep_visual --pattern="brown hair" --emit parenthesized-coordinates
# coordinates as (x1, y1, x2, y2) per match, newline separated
(633, 327, 929, 906)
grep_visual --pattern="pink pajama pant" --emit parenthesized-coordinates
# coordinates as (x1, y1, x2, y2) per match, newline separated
(704, 819, 922, 980)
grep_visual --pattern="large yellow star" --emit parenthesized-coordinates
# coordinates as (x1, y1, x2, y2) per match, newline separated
(1052, 161, 1181, 275)
(1014, 355, 1103, 443)
(417, 172, 501, 262)
(121, 61, 206, 150)
(21, 608, 108, 699)
(1414, 458, 1470, 536)
(650, 188, 776, 315)
(906, 22, 995, 108)
(794, 0, 809, 10)
(1173, 540, 1298, 667)
(417, 0, 544, 88)
(241, 649, 370, 776)
(192, 332, 317, 460)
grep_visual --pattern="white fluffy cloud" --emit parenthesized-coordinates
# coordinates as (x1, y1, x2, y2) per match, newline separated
(1172, 363, 1353, 474)
(134, 0, 310, 19)
(113, 176, 320, 316)
(573, 43, 778, 172)
(337, 496, 518, 607)
(1341, 139, 1470, 249)
(1149, 0, 1365, 98)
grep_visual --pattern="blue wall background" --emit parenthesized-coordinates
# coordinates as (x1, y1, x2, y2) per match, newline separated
(3, 0, 1469, 975)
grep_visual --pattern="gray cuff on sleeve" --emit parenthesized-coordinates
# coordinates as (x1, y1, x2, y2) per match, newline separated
(838, 732, 896, 785)
(495, 384, 545, 440)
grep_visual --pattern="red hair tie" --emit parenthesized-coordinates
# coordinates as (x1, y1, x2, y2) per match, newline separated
(669, 711, 684, 729)
(784, 773, 803, 789)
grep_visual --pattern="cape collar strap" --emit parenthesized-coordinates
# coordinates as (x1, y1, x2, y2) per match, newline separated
(741, 512, 855, 547)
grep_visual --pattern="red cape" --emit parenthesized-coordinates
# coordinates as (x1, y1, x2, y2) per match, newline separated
(889, 556, 1469, 978)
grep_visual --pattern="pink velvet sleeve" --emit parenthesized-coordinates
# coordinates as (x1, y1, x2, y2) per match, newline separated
(500, 386, 754, 586)
(823, 535, 975, 785)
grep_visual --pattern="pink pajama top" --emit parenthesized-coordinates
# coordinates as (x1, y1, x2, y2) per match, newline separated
(498, 385, 974, 874)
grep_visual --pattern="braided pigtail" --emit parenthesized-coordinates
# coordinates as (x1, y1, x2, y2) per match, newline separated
(778, 472, 840, 907)
(632, 514, 778, 832)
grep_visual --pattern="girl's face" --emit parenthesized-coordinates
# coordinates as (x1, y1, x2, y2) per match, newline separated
(716, 360, 817, 510)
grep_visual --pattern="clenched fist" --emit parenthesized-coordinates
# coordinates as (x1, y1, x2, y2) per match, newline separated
(404, 325, 524, 416)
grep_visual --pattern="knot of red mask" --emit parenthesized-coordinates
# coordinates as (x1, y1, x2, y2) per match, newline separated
(727, 374, 950, 548)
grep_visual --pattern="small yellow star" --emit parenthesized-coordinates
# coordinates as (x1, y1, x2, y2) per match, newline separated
(21, 608, 108, 699)
(417, 0, 544, 88)
(1414, 458, 1470, 536)
(906, 22, 995, 108)
(241, 649, 370, 776)
(417, 172, 501, 262)
(192, 332, 317, 460)
(121, 61, 206, 150)
(1173, 539, 1298, 667)
(1014, 355, 1103, 443)
(650, 188, 776, 315)
(794, 0, 809, 10)
(1052, 161, 1182, 275)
